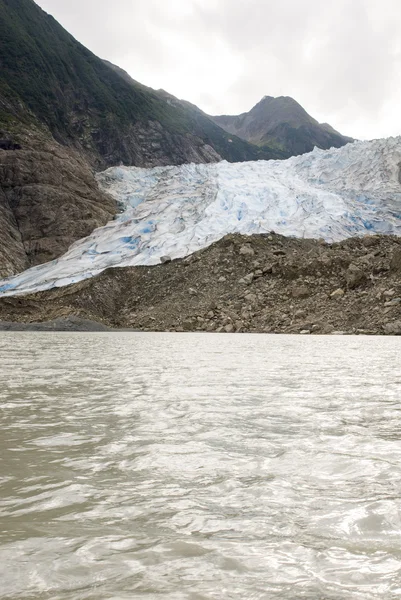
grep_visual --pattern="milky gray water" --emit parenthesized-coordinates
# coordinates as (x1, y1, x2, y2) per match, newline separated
(1, 333, 401, 599)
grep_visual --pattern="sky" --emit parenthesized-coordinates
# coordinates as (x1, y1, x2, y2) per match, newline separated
(35, 0, 401, 140)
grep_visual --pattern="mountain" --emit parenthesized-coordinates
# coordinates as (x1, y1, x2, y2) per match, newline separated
(0, 0, 286, 277)
(0, 0, 283, 169)
(211, 96, 353, 156)
(1, 137, 400, 298)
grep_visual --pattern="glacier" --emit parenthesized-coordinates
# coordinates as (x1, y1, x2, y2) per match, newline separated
(1, 137, 401, 297)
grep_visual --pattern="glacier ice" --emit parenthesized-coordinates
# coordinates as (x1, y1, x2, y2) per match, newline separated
(1, 137, 401, 297)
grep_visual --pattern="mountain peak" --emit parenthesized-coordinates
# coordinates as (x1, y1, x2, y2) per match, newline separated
(211, 96, 352, 156)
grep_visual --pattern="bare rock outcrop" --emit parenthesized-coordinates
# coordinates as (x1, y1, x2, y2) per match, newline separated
(0, 127, 115, 276)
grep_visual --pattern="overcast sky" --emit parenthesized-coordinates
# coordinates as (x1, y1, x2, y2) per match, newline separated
(35, 0, 401, 140)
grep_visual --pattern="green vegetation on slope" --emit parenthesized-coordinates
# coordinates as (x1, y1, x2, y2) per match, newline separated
(0, 0, 168, 131)
(0, 0, 284, 164)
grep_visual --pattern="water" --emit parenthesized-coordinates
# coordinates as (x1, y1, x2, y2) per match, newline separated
(0, 333, 401, 599)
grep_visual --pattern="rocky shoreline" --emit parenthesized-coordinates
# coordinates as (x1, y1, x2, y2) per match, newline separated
(0, 316, 111, 332)
(0, 233, 400, 335)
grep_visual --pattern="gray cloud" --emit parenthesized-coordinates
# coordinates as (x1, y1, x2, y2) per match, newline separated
(35, 0, 401, 139)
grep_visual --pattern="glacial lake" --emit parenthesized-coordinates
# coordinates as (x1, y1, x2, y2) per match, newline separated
(0, 332, 401, 599)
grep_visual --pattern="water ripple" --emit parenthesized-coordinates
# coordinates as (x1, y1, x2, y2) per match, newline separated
(0, 333, 400, 599)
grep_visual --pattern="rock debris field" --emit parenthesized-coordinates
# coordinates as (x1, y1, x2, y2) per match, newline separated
(0, 232, 400, 334)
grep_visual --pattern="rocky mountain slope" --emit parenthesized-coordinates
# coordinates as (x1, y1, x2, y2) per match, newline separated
(0, 125, 115, 277)
(1, 0, 274, 168)
(1, 233, 401, 335)
(212, 96, 353, 156)
(0, 0, 289, 168)
(0, 0, 288, 276)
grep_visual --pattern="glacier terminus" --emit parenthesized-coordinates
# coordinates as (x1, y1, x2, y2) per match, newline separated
(1, 137, 401, 297)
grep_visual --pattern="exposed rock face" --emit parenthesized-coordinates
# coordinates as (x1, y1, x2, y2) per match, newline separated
(211, 96, 353, 156)
(1, 233, 401, 335)
(383, 321, 401, 335)
(95, 118, 220, 169)
(0, 127, 115, 276)
(0, 184, 27, 276)
(390, 248, 401, 272)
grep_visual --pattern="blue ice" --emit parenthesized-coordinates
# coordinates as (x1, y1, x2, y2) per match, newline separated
(1, 136, 401, 297)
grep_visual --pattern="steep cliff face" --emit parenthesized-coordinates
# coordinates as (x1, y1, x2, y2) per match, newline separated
(0, 185, 27, 276)
(212, 96, 353, 156)
(0, 124, 115, 277)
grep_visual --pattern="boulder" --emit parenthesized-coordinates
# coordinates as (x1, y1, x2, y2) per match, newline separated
(390, 248, 401, 273)
(383, 321, 401, 335)
(346, 264, 366, 289)
(239, 245, 255, 257)
(362, 235, 380, 247)
(239, 273, 254, 285)
(384, 297, 401, 307)
(263, 264, 273, 274)
(182, 318, 194, 331)
(291, 285, 309, 298)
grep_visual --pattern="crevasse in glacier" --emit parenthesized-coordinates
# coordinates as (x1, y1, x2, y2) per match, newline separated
(1, 137, 401, 297)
